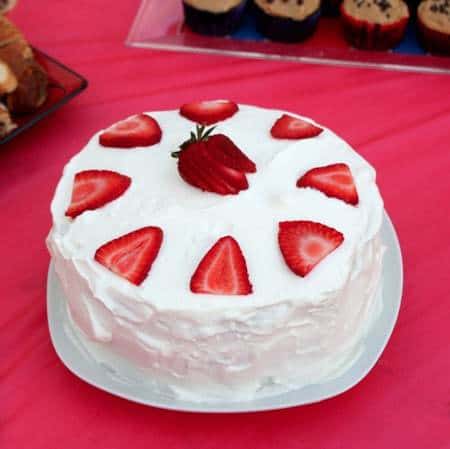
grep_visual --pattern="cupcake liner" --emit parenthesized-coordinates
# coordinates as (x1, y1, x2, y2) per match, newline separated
(322, 0, 343, 16)
(183, 0, 248, 36)
(340, 4, 409, 49)
(417, 15, 450, 54)
(253, 4, 321, 42)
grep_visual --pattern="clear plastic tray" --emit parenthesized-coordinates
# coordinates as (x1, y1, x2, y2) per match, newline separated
(127, 0, 450, 75)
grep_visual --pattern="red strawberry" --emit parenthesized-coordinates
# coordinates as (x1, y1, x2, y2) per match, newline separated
(99, 114, 162, 148)
(297, 163, 359, 205)
(278, 221, 344, 277)
(207, 134, 256, 173)
(94, 226, 163, 286)
(271, 114, 323, 140)
(173, 125, 254, 195)
(65, 170, 131, 218)
(190, 236, 253, 295)
(180, 100, 238, 125)
(180, 141, 239, 195)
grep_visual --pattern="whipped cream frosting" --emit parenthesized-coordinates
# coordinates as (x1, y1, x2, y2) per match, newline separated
(48, 104, 385, 401)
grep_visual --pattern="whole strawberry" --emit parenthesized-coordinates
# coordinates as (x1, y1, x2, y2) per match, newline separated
(172, 125, 256, 195)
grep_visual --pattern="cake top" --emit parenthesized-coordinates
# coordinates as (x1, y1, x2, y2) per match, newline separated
(342, 0, 409, 23)
(254, 0, 321, 20)
(183, 0, 244, 13)
(418, 0, 450, 33)
(50, 103, 383, 311)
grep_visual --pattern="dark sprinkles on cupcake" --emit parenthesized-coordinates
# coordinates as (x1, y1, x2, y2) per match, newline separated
(183, 0, 248, 36)
(253, 0, 321, 42)
(417, 0, 450, 54)
(340, 0, 409, 49)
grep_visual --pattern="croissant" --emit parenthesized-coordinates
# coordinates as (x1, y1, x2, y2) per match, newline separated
(0, 101, 16, 135)
(0, 0, 17, 14)
(0, 15, 48, 114)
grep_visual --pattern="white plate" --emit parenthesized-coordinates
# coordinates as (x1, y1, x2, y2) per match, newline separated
(47, 211, 403, 413)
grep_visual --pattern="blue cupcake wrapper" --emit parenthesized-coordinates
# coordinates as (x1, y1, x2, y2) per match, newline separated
(183, 1, 248, 36)
(253, 2, 321, 43)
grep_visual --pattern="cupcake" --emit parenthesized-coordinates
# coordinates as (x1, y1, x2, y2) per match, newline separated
(417, 0, 450, 54)
(340, 0, 410, 50)
(253, 0, 321, 43)
(183, 0, 248, 36)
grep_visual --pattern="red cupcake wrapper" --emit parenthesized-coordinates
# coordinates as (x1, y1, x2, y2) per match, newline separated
(340, 3, 409, 50)
(417, 15, 450, 55)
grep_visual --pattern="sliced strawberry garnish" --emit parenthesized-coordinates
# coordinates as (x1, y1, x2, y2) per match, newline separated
(180, 100, 238, 125)
(198, 143, 249, 192)
(271, 114, 323, 140)
(65, 170, 131, 219)
(94, 226, 163, 286)
(297, 163, 359, 205)
(190, 236, 253, 295)
(278, 221, 344, 277)
(207, 134, 256, 173)
(173, 125, 251, 195)
(179, 141, 236, 195)
(99, 114, 162, 148)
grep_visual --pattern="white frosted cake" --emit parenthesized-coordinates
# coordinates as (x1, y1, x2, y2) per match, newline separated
(47, 101, 384, 402)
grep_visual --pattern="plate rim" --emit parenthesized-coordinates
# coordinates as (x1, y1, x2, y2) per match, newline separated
(47, 210, 403, 413)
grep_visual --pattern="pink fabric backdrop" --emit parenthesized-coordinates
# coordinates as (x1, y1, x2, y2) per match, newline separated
(2, 1, 450, 448)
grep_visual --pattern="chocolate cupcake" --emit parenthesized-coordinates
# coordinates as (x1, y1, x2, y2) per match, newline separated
(417, 0, 450, 54)
(253, 0, 321, 43)
(183, 0, 248, 36)
(340, 0, 410, 50)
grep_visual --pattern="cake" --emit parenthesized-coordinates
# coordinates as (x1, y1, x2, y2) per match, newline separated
(182, 0, 248, 36)
(417, 0, 450, 54)
(253, 0, 321, 42)
(340, 0, 410, 50)
(47, 101, 385, 402)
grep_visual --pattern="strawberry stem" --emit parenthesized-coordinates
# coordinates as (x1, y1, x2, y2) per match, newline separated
(171, 124, 216, 158)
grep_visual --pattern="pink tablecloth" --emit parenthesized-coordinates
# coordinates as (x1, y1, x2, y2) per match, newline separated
(2, 1, 450, 448)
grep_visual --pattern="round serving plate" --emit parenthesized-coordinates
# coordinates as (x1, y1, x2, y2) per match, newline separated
(47, 211, 403, 413)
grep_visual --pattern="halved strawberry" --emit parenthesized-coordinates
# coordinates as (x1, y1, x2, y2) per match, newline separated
(65, 170, 131, 219)
(278, 221, 344, 277)
(271, 114, 323, 140)
(297, 163, 359, 205)
(207, 134, 256, 173)
(180, 100, 238, 125)
(99, 114, 162, 148)
(94, 226, 163, 286)
(190, 236, 253, 295)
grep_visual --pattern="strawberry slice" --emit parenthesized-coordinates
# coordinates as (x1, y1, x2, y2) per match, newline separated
(65, 170, 131, 218)
(190, 236, 253, 295)
(207, 134, 256, 173)
(271, 114, 323, 140)
(278, 221, 344, 277)
(94, 226, 163, 286)
(99, 114, 162, 148)
(180, 100, 238, 125)
(297, 163, 359, 205)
